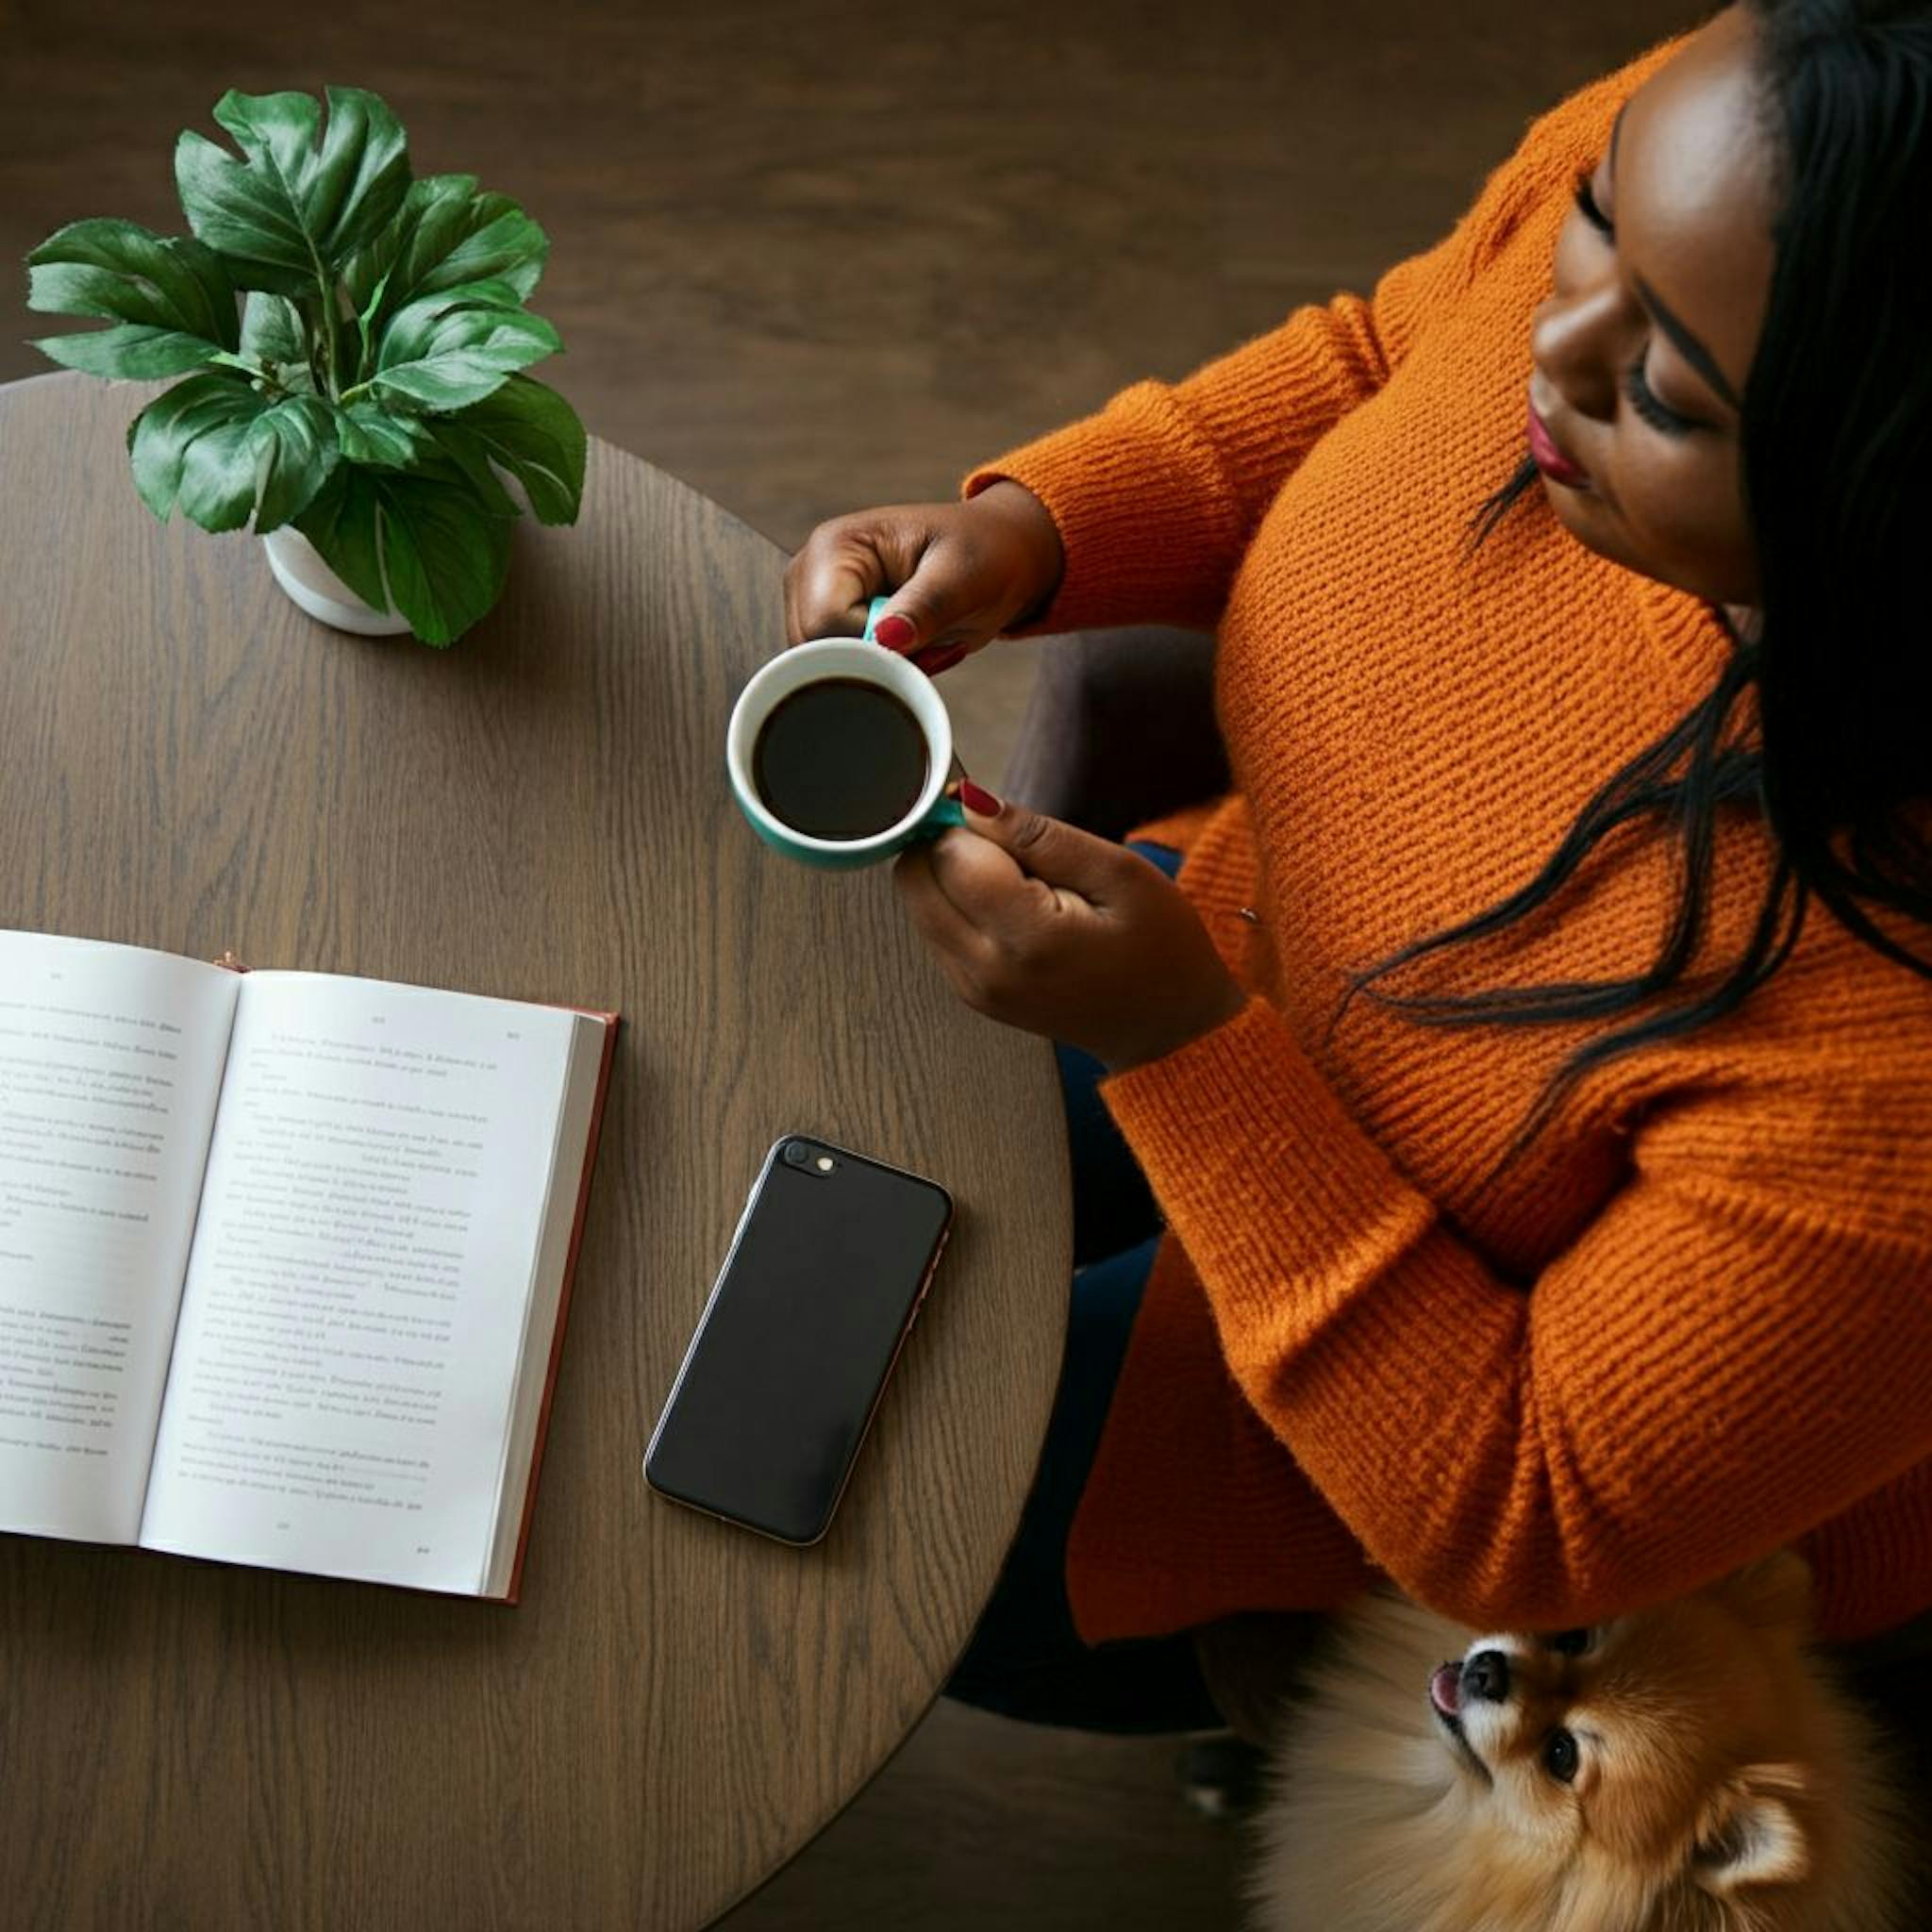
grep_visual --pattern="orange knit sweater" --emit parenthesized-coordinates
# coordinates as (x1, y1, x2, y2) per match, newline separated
(968, 44, 1932, 1648)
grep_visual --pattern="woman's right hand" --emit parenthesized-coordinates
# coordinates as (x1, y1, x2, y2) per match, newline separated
(783, 480, 1065, 676)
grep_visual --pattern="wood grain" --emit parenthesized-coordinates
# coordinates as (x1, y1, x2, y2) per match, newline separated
(0, 372, 1070, 1932)
(0, 0, 1698, 833)
(1, 0, 1695, 555)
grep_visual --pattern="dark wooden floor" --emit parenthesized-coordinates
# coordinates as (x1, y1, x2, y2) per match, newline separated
(2, 2, 1692, 1924)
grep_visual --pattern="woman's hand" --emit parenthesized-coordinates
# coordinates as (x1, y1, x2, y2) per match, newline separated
(783, 482, 1064, 676)
(894, 785, 1247, 1073)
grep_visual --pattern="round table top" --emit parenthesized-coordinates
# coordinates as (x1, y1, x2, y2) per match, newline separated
(0, 373, 1070, 1931)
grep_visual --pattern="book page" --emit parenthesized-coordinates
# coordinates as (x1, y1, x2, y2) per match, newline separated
(0, 931, 241, 1542)
(481, 1012, 610, 1598)
(138, 973, 582, 1593)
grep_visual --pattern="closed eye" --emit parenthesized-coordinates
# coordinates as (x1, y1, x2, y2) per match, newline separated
(1572, 171, 1614, 237)
(1567, 169, 1711, 438)
(1623, 358, 1700, 437)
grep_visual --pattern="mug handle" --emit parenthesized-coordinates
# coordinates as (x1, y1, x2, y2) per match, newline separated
(914, 796, 967, 838)
(864, 594, 891, 642)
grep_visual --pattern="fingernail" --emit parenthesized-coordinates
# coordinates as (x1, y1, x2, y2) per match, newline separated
(958, 780, 1001, 817)
(873, 612, 916, 651)
(916, 646, 967, 676)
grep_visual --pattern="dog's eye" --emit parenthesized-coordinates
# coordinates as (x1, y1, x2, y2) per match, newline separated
(1546, 1628, 1592, 1657)
(1542, 1728, 1580, 1783)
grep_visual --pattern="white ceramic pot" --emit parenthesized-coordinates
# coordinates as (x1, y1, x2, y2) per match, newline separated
(261, 525, 410, 637)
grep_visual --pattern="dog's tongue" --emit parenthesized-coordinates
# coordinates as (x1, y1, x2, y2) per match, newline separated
(1429, 1662, 1462, 1718)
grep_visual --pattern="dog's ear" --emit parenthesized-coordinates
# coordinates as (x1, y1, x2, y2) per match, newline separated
(1690, 1763, 1811, 1895)
(1720, 1548, 1814, 1636)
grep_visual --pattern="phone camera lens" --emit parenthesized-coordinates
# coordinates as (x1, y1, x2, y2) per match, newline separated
(784, 1141, 809, 1166)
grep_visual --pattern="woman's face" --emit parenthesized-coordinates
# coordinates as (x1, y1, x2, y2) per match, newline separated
(1528, 6, 1777, 608)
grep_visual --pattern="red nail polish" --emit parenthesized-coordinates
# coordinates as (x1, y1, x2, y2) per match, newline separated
(920, 646, 967, 676)
(874, 612, 916, 651)
(958, 779, 1000, 816)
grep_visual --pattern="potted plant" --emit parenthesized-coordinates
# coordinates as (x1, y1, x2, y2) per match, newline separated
(24, 86, 586, 645)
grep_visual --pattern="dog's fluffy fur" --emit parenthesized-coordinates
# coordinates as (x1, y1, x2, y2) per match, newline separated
(1250, 1554, 1914, 1932)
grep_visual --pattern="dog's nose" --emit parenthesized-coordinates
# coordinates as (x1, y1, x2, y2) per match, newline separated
(1462, 1650, 1511, 1704)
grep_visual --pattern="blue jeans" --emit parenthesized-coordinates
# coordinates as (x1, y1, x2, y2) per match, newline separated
(944, 843, 1224, 1734)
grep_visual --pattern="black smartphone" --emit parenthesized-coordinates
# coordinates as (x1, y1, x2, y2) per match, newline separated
(643, 1135, 955, 1545)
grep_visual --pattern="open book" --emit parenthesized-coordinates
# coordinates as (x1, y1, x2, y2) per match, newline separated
(0, 929, 616, 1601)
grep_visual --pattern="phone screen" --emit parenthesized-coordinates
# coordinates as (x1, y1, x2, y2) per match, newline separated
(644, 1138, 953, 1544)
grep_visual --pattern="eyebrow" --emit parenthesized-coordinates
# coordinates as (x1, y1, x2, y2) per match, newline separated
(1604, 102, 1745, 413)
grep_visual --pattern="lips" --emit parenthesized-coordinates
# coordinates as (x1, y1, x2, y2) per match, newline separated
(1526, 399, 1591, 489)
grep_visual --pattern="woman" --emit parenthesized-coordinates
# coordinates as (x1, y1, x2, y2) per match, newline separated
(785, 0, 1932, 1734)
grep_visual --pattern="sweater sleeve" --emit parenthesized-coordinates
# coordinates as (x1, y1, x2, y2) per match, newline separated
(1100, 996, 1932, 1632)
(959, 47, 1674, 637)
(960, 239, 1483, 636)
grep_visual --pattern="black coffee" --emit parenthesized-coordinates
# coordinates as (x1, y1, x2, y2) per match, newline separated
(752, 678, 929, 839)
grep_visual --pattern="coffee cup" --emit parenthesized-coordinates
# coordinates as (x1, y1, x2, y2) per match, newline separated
(726, 598, 967, 870)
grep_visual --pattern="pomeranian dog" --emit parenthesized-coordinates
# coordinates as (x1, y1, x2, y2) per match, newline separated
(1250, 1552, 1914, 1932)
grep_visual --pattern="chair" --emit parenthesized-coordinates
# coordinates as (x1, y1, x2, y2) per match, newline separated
(1000, 626, 1226, 837)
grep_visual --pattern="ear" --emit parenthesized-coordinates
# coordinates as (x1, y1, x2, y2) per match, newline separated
(1722, 1548, 1814, 1636)
(1690, 1763, 1811, 1895)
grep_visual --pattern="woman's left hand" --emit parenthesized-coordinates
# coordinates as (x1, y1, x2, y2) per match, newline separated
(893, 785, 1247, 1073)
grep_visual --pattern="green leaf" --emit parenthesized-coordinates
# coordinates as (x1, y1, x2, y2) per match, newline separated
(333, 398, 425, 468)
(27, 218, 238, 376)
(426, 375, 585, 525)
(295, 466, 511, 645)
(352, 265, 392, 377)
(341, 174, 548, 345)
(368, 278, 561, 411)
(179, 422, 264, 532)
(418, 417, 516, 515)
(125, 370, 266, 525)
(294, 466, 389, 609)
(33, 325, 224, 381)
(251, 394, 339, 531)
(240, 291, 308, 365)
(372, 472, 512, 645)
(174, 87, 409, 296)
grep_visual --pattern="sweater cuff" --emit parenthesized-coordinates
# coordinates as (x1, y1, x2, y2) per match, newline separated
(962, 382, 1247, 637)
(1101, 997, 1433, 1357)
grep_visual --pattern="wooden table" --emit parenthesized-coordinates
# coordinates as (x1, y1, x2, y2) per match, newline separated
(0, 373, 1071, 1931)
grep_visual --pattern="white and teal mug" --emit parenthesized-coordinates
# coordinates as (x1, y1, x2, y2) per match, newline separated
(726, 599, 967, 871)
